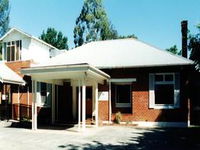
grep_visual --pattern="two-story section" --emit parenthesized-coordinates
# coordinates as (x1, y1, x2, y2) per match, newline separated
(0, 28, 66, 121)
(1, 28, 64, 63)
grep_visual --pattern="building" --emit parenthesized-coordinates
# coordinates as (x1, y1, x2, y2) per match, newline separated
(0, 28, 194, 130)
(0, 28, 65, 121)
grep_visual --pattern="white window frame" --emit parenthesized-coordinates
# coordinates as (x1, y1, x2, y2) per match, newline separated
(149, 73, 180, 109)
(36, 82, 51, 107)
(110, 78, 136, 108)
(3, 40, 22, 61)
(115, 83, 132, 108)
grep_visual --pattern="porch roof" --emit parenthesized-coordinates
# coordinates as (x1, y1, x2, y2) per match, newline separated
(21, 63, 110, 85)
(0, 63, 25, 85)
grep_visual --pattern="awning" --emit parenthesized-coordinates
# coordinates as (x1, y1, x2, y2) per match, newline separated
(0, 63, 26, 85)
(21, 63, 110, 85)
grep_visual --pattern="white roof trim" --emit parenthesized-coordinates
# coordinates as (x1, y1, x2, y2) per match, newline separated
(110, 78, 136, 83)
(21, 63, 110, 80)
(0, 28, 59, 50)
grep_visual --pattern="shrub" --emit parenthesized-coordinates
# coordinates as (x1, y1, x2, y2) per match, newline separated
(114, 112, 122, 124)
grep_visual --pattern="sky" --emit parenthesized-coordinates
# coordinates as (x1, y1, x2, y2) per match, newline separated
(9, 0, 200, 50)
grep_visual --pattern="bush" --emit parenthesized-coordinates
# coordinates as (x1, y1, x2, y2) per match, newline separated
(114, 112, 122, 124)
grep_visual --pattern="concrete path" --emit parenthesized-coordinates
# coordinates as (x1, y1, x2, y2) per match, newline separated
(0, 121, 200, 150)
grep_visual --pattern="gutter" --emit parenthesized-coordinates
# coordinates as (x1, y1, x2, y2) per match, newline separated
(97, 62, 195, 69)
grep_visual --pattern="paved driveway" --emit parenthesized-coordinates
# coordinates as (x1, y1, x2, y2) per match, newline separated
(0, 122, 200, 150)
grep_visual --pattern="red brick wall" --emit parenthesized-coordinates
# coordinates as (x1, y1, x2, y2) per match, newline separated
(5, 60, 32, 77)
(99, 101, 109, 121)
(5, 61, 33, 120)
(98, 67, 190, 123)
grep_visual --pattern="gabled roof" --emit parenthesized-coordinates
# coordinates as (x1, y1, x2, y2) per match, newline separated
(0, 28, 59, 50)
(37, 38, 194, 69)
(0, 62, 25, 85)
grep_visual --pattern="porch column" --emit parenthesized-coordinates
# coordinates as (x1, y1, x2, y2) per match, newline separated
(108, 82, 112, 123)
(72, 85, 77, 121)
(78, 80, 81, 129)
(82, 81, 86, 130)
(2, 45, 4, 61)
(94, 82, 99, 127)
(92, 84, 95, 123)
(51, 84, 55, 124)
(32, 80, 37, 130)
(17, 85, 20, 120)
(27, 86, 30, 118)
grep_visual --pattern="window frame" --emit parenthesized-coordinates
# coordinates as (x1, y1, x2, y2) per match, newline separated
(110, 78, 136, 108)
(149, 73, 180, 109)
(115, 83, 132, 108)
(3, 40, 22, 61)
(36, 82, 51, 107)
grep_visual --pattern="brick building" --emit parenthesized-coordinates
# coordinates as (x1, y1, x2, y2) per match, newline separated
(0, 28, 194, 130)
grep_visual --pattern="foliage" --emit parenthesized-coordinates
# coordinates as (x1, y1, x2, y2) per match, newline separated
(118, 34, 138, 39)
(114, 112, 122, 124)
(189, 26, 200, 70)
(73, 0, 118, 47)
(166, 45, 181, 55)
(0, 0, 9, 37)
(40, 27, 68, 50)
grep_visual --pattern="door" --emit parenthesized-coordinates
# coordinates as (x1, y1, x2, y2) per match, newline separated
(0, 84, 12, 120)
(55, 83, 72, 123)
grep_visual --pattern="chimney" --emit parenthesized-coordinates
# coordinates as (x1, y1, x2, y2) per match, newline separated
(181, 20, 188, 58)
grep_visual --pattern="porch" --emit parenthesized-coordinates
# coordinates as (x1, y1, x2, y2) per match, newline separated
(21, 63, 110, 131)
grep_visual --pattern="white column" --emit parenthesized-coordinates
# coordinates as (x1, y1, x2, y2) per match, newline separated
(92, 85, 95, 123)
(2, 44, 4, 61)
(108, 82, 112, 123)
(94, 82, 98, 127)
(27, 86, 30, 118)
(82, 81, 86, 130)
(17, 86, 20, 120)
(56, 85, 59, 121)
(32, 80, 37, 130)
(52, 84, 55, 124)
(78, 80, 81, 129)
(72, 85, 77, 121)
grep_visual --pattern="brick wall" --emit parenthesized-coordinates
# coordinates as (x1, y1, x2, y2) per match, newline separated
(98, 66, 191, 123)
(5, 60, 33, 119)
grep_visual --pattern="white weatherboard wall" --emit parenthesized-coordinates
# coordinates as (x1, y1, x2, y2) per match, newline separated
(28, 39, 51, 63)
(2, 30, 52, 63)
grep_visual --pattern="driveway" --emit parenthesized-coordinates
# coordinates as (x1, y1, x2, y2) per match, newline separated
(0, 122, 200, 150)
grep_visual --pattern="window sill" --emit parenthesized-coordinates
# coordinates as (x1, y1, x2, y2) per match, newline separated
(37, 104, 50, 108)
(151, 105, 179, 109)
(116, 103, 131, 108)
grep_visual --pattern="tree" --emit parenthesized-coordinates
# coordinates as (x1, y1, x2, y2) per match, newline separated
(166, 45, 181, 55)
(0, 0, 9, 37)
(118, 34, 138, 39)
(189, 25, 200, 70)
(73, 0, 118, 47)
(40, 28, 68, 50)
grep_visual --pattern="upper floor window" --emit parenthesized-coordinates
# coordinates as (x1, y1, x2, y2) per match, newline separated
(3, 40, 22, 61)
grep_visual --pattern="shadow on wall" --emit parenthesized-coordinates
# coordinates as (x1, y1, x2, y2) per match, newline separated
(189, 72, 200, 125)
(57, 128, 200, 150)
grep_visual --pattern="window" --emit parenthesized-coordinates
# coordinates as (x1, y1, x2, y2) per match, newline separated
(36, 82, 52, 107)
(3, 40, 22, 61)
(149, 73, 180, 109)
(115, 84, 131, 107)
(110, 78, 136, 108)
